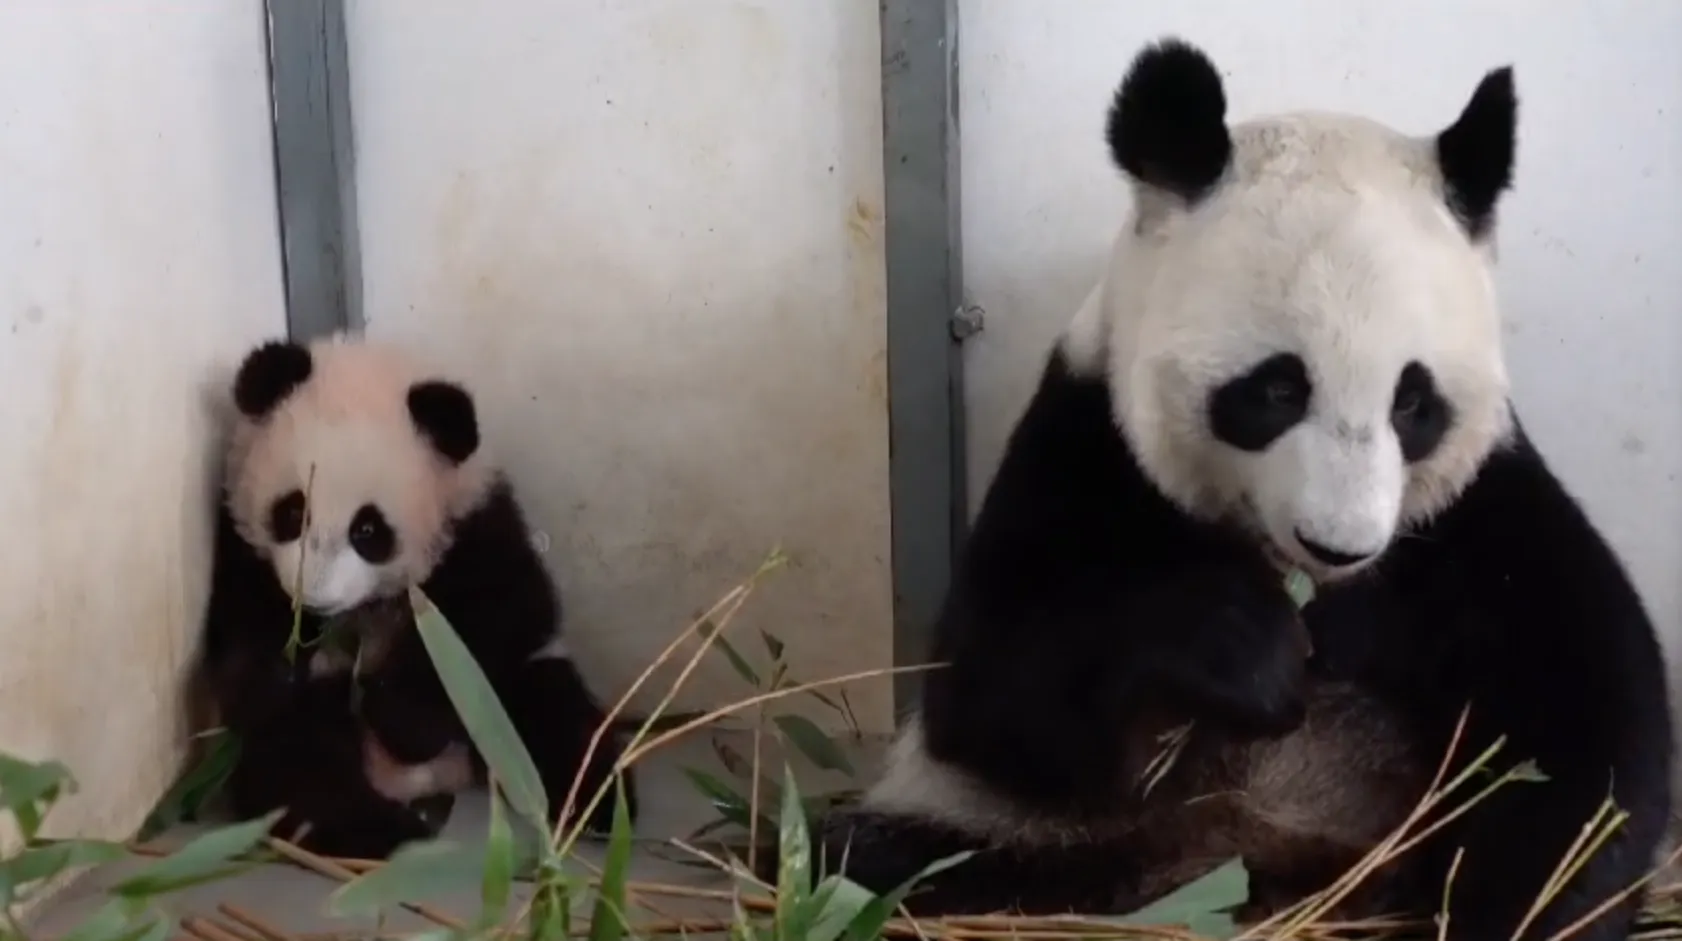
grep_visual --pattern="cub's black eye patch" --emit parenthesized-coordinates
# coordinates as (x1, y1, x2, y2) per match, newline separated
(1392, 361, 1453, 462)
(1208, 353, 1311, 451)
(268, 490, 306, 543)
(348, 504, 397, 564)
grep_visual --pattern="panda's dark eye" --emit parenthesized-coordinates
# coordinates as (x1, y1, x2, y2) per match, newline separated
(1209, 353, 1312, 452)
(348, 504, 396, 564)
(1391, 361, 1453, 463)
(267, 490, 307, 543)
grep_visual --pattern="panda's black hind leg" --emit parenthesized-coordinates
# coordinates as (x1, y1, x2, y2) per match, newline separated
(757, 808, 1139, 916)
(501, 656, 637, 838)
(227, 713, 440, 860)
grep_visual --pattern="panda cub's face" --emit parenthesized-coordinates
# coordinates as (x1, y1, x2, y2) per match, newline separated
(225, 336, 488, 615)
(1091, 41, 1519, 581)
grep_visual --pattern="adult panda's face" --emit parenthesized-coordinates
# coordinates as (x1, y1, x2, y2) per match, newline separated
(1092, 40, 1518, 581)
(225, 337, 488, 615)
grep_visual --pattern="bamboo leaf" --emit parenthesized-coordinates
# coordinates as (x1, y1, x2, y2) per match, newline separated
(681, 768, 756, 827)
(140, 730, 242, 839)
(842, 851, 975, 941)
(774, 766, 814, 940)
(329, 841, 486, 916)
(409, 586, 548, 828)
(59, 899, 163, 941)
(773, 714, 854, 775)
(585, 777, 635, 941)
(480, 784, 517, 924)
(698, 620, 761, 687)
(0, 839, 128, 906)
(1109, 856, 1248, 937)
(110, 812, 280, 897)
(804, 874, 875, 941)
(0, 755, 75, 841)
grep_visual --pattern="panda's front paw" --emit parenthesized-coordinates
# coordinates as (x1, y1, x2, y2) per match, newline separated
(1144, 566, 1310, 737)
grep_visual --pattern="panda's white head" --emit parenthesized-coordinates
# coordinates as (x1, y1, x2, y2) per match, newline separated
(224, 334, 495, 615)
(1069, 38, 1519, 581)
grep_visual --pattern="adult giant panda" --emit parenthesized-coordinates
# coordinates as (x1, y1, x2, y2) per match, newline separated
(799, 38, 1675, 939)
(198, 334, 634, 859)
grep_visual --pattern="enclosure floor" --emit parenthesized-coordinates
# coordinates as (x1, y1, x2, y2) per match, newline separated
(31, 729, 886, 938)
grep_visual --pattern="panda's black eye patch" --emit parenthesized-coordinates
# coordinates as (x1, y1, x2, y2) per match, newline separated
(348, 504, 397, 564)
(1392, 361, 1453, 463)
(1208, 353, 1312, 452)
(268, 490, 307, 543)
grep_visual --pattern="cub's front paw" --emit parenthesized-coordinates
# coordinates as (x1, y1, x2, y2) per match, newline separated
(1145, 565, 1310, 736)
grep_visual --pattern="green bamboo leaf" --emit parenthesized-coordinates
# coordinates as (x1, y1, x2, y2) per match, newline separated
(804, 874, 874, 941)
(110, 812, 280, 897)
(1109, 856, 1248, 937)
(141, 730, 242, 838)
(758, 630, 785, 662)
(59, 899, 166, 941)
(698, 620, 761, 687)
(0, 840, 128, 906)
(531, 882, 572, 941)
(480, 785, 516, 923)
(586, 777, 635, 941)
(0, 755, 75, 841)
(681, 768, 756, 827)
(774, 766, 814, 940)
(329, 840, 486, 916)
(841, 850, 974, 941)
(409, 586, 548, 828)
(773, 714, 854, 775)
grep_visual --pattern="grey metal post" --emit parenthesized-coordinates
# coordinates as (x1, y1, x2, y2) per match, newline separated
(880, 0, 968, 716)
(264, 0, 361, 339)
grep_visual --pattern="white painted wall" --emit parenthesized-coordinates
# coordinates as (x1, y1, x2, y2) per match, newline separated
(0, 3, 286, 849)
(346, 1, 895, 732)
(960, 3, 1682, 659)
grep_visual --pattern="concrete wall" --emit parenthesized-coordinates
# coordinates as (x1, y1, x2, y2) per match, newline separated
(345, 1, 895, 732)
(958, 3, 1682, 662)
(0, 3, 286, 845)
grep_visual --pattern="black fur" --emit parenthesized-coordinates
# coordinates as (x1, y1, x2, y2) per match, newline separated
(202, 475, 636, 859)
(1436, 66, 1518, 241)
(800, 350, 1672, 939)
(1105, 37, 1232, 203)
(408, 380, 480, 465)
(233, 340, 313, 419)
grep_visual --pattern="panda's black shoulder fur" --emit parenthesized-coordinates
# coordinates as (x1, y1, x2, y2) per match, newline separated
(816, 348, 1672, 937)
(201, 472, 633, 858)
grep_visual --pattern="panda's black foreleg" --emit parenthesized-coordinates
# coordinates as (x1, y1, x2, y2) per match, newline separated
(752, 808, 1139, 917)
(226, 705, 440, 860)
(497, 656, 637, 838)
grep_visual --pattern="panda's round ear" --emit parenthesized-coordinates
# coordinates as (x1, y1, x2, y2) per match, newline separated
(408, 380, 480, 465)
(1435, 66, 1518, 241)
(233, 340, 313, 419)
(1105, 37, 1231, 204)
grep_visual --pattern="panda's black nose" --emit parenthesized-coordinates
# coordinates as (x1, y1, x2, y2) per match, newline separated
(1294, 531, 1372, 567)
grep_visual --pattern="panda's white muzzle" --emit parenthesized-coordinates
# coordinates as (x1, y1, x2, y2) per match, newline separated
(1254, 422, 1404, 578)
(272, 540, 383, 615)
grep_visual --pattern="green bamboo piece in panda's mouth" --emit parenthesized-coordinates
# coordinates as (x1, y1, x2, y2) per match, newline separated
(1284, 567, 1317, 609)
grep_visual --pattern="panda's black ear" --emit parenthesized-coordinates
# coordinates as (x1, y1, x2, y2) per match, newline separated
(408, 380, 480, 465)
(1435, 66, 1517, 241)
(233, 340, 313, 419)
(1105, 37, 1231, 203)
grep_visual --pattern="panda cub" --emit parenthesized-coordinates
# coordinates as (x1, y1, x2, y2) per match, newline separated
(199, 334, 634, 859)
(799, 38, 1674, 940)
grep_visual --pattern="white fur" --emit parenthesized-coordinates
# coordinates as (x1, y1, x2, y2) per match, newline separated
(1068, 113, 1513, 580)
(362, 734, 475, 802)
(529, 634, 571, 662)
(273, 542, 383, 616)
